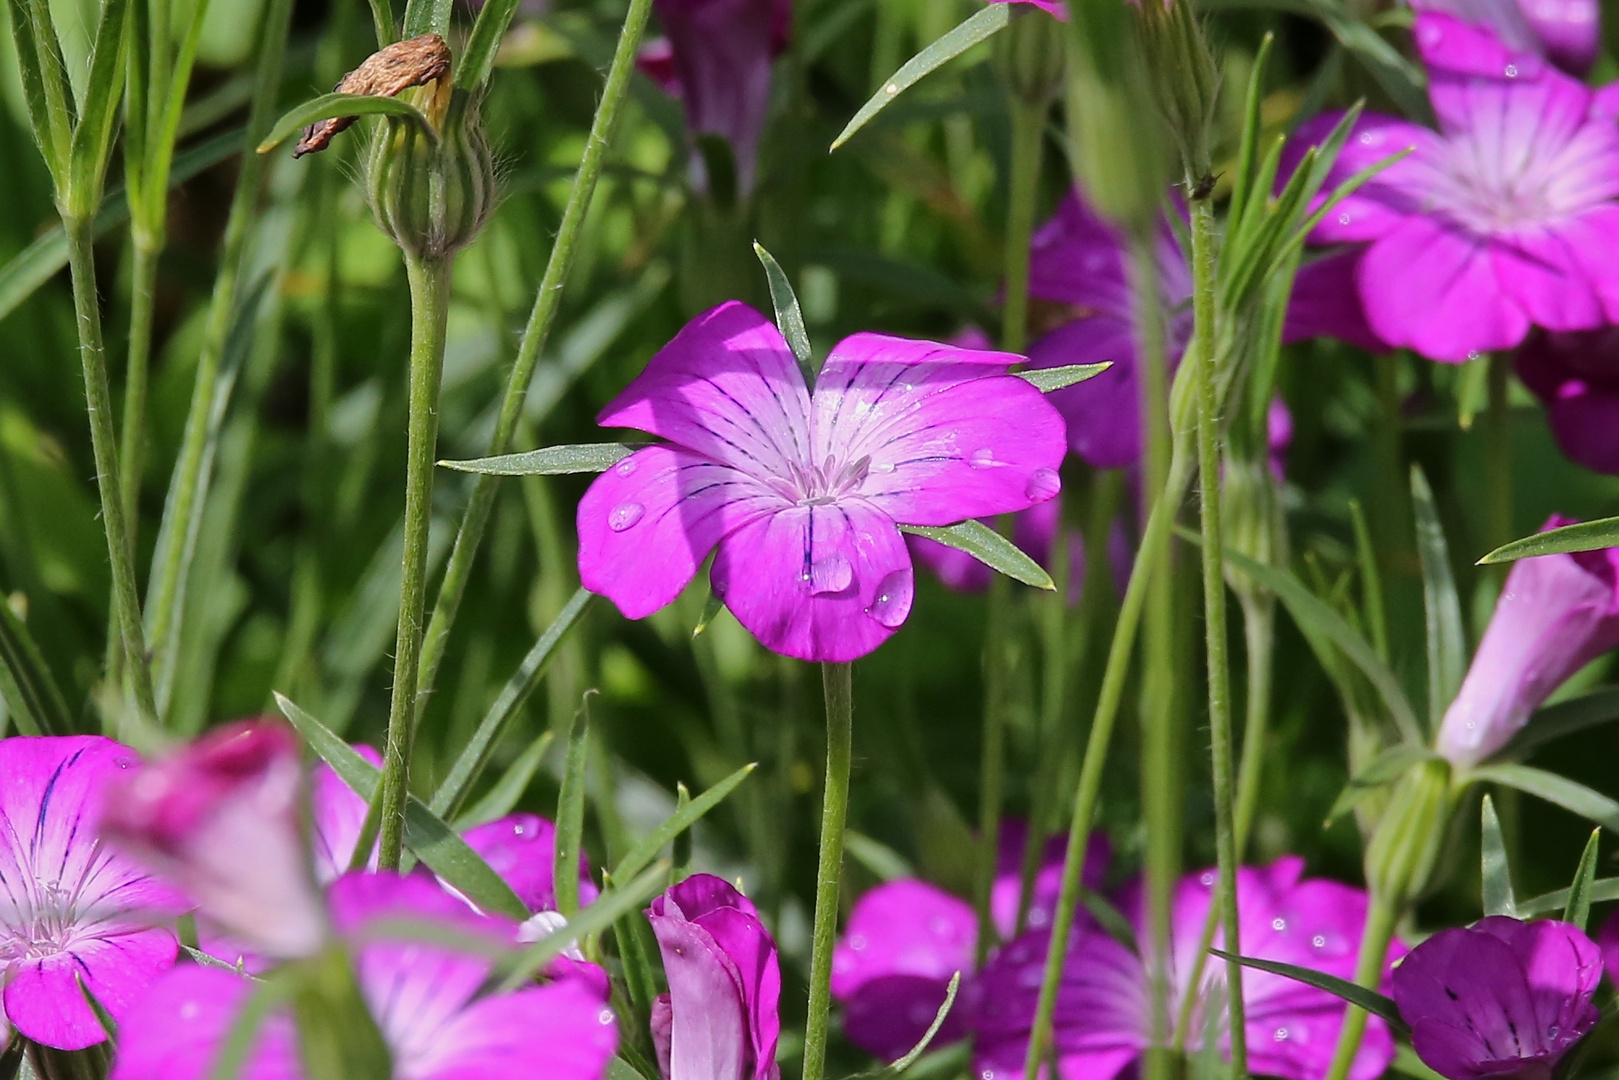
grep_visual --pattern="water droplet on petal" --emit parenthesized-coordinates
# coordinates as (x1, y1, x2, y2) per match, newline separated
(1504, 63, 1518, 77)
(609, 502, 645, 531)
(615, 457, 638, 477)
(1272, 917, 1287, 932)
(1312, 934, 1327, 949)
(1026, 467, 1061, 502)
(866, 569, 914, 628)
(1338, 212, 1352, 226)
(969, 448, 995, 469)
(849, 934, 868, 951)
(1466, 350, 1481, 362)
(803, 553, 853, 595)
(1274, 1027, 1290, 1042)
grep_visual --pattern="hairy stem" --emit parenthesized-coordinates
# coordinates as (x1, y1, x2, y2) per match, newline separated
(803, 661, 854, 1080)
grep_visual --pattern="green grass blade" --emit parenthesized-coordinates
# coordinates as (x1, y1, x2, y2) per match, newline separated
(1480, 794, 1515, 917)
(612, 763, 757, 882)
(0, 599, 72, 735)
(1473, 763, 1619, 834)
(554, 692, 593, 918)
(1564, 828, 1601, 931)
(1411, 467, 1465, 732)
(454, 730, 555, 829)
(754, 242, 815, 383)
(1210, 949, 1409, 1035)
(899, 521, 1055, 591)
(257, 93, 434, 156)
(438, 444, 638, 476)
(1479, 516, 1619, 564)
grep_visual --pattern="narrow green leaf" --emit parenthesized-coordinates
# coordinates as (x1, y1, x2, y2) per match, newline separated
(1016, 363, 1112, 393)
(554, 692, 594, 918)
(0, 599, 71, 736)
(1326, 743, 1433, 824)
(1480, 794, 1515, 917)
(1564, 829, 1601, 931)
(402, 0, 454, 38)
(6, 0, 74, 187)
(438, 444, 638, 476)
(831, 3, 1014, 150)
(65, 0, 132, 215)
(182, 944, 254, 973)
(498, 859, 670, 991)
(851, 972, 962, 1078)
(1348, 498, 1389, 662)
(900, 521, 1055, 591)
(368, 0, 398, 45)
(1497, 687, 1619, 762)
(75, 973, 118, 1040)
(608, 874, 661, 1013)
(846, 831, 916, 882)
(609, 1057, 657, 1080)
(275, 693, 529, 919)
(430, 588, 594, 819)
(1480, 517, 1619, 565)
(613, 763, 757, 883)
(1411, 467, 1465, 732)
(1473, 763, 1619, 834)
(754, 242, 814, 384)
(459, 0, 523, 89)
(454, 730, 555, 829)
(257, 93, 434, 155)
(1227, 32, 1275, 235)
(692, 587, 726, 638)
(670, 784, 693, 875)
(1312, 2, 1431, 123)
(1209, 949, 1409, 1035)
(1515, 876, 1619, 918)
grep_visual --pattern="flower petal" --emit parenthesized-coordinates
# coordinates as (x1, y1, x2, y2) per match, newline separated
(1494, 222, 1607, 331)
(1288, 112, 1438, 244)
(108, 965, 300, 1080)
(1283, 249, 1389, 352)
(405, 980, 618, 1080)
(310, 746, 382, 883)
(649, 907, 750, 1080)
(1360, 215, 1530, 361)
(710, 501, 913, 662)
(1519, 328, 1619, 474)
(577, 445, 783, 620)
(1413, 12, 1546, 78)
(1027, 317, 1147, 469)
(596, 301, 811, 479)
(4, 928, 179, 1050)
(459, 814, 598, 914)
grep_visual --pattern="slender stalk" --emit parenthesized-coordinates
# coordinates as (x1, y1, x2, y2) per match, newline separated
(1001, 95, 1047, 356)
(1234, 603, 1273, 850)
(376, 252, 453, 870)
(64, 217, 160, 731)
(803, 660, 854, 1080)
(1017, 515, 1070, 936)
(1485, 351, 1512, 579)
(1324, 895, 1400, 1080)
(1189, 194, 1247, 1079)
(414, 0, 656, 718)
(119, 240, 159, 540)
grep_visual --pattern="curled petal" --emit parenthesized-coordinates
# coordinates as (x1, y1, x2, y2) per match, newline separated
(108, 965, 300, 1080)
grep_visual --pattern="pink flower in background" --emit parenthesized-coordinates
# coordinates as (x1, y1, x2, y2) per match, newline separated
(1393, 917, 1602, 1080)
(0, 736, 183, 1050)
(643, 0, 792, 194)
(1516, 328, 1619, 474)
(987, 0, 1069, 19)
(972, 859, 1401, 1080)
(1436, 516, 1619, 767)
(101, 720, 329, 962)
(461, 813, 600, 914)
(1288, 16, 1619, 362)
(577, 301, 1067, 662)
(111, 872, 619, 1080)
(1409, 0, 1598, 74)
(647, 874, 781, 1080)
(1282, 250, 1389, 354)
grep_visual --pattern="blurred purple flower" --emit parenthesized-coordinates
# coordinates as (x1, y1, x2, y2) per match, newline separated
(830, 827, 1108, 1062)
(1268, 398, 1294, 480)
(1283, 249, 1390, 353)
(1393, 916, 1601, 1080)
(1409, 0, 1598, 74)
(1517, 328, 1619, 474)
(111, 872, 619, 1080)
(461, 813, 600, 914)
(101, 720, 329, 963)
(1288, 17, 1619, 362)
(972, 858, 1401, 1080)
(987, 0, 1070, 18)
(647, 874, 781, 1080)
(1436, 515, 1619, 767)
(0, 736, 182, 1050)
(576, 301, 1067, 662)
(642, 0, 792, 194)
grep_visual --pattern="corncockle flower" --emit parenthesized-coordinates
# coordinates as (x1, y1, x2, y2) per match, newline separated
(830, 828, 1108, 1061)
(101, 719, 329, 962)
(1409, 0, 1598, 74)
(1516, 328, 1619, 474)
(1436, 516, 1619, 767)
(111, 871, 619, 1080)
(1283, 250, 1389, 354)
(643, 0, 792, 194)
(1289, 17, 1619, 362)
(577, 301, 1068, 662)
(1393, 916, 1601, 1080)
(647, 874, 781, 1080)
(972, 858, 1400, 1080)
(0, 736, 182, 1050)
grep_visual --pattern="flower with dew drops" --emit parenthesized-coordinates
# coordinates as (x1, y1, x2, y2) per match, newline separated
(576, 301, 1068, 662)
(110, 871, 618, 1080)
(1393, 916, 1601, 1080)
(0, 736, 184, 1050)
(647, 874, 781, 1080)
(1286, 16, 1619, 362)
(1435, 516, 1619, 768)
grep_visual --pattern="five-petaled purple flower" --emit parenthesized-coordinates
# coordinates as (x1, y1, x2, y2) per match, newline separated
(1409, 0, 1598, 74)
(0, 736, 183, 1050)
(111, 871, 619, 1080)
(971, 858, 1400, 1080)
(647, 874, 782, 1080)
(1436, 516, 1619, 767)
(1393, 916, 1602, 1080)
(577, 301, 1068, 662)
(1289, 15, 1619, 362)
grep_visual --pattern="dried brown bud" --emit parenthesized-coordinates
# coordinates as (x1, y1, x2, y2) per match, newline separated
(295, 34, 453, 158)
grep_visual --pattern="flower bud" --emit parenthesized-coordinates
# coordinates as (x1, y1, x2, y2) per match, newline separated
(1222, 455, 1286, 613)
(1362, 758, 1454, 909)
(1138, 0, 1220, 179)
(365, 88, 497, 259)
(996, 7, 1067, 106)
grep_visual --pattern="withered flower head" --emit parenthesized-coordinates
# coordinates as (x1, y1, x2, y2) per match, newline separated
(295, 33, 453, 158)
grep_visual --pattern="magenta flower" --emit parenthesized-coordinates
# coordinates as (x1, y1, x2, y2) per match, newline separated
(987, 0, 1069, 19)
(1288, 17, 1619, 362)
(1393, 917, 1602, 1080)
(1436, 516, 1619, 767)
(577, 301, 1067, 662)
(1282, 249, 1390, 354)
(647, 874, 781, 1080)
(461, 813, 600, 914)
(1409, 0, 1598, 74)
(0, 736, 183, 1050)
(972, 858, 1401, 1080)
(101, 719, 329, 962)
(111, 871, 618, 1080)
(1516, 328, 1619, 474)
(644, 0, 792, 194)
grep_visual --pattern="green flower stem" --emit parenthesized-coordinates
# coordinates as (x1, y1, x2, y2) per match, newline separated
(1486, 351, 1512, 576)
(1324, 894, 1401, 1080)
(1189, 193, 1247, 1080)
(64, 216, 160, 732)
(1017, 514, 1071, 937)
(413, 0, 656, 722)
(376, 251, 453, 871)
(803, 660, 854, 1080)
(119, 239, 159, 542)
(1001, 94, 1047, 356)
